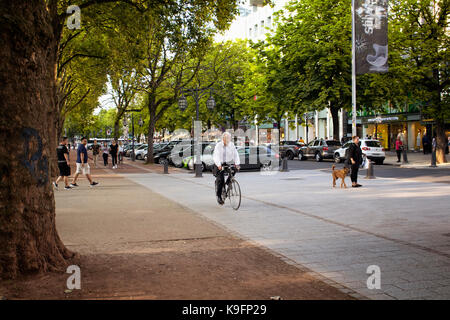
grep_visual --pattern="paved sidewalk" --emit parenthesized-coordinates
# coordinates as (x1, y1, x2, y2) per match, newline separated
(0, 162, 353, 300)
(385, 151, 450, 169)
(120, 164, 450, 300)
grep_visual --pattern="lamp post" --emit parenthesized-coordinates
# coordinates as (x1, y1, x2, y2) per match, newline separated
(178, 87, 215, 177)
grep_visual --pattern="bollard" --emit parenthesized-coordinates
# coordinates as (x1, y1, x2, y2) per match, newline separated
(402, 149, 409, 164)
(430, 148, 437, 167)
(163, 158, 169, 174)
(280, 157, 289, 172)
(365, 159, 375, 179)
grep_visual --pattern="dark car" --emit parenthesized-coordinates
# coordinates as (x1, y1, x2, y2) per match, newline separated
(280, 141, 305, 160)
(201, 145, 279, 171)
(299, 139, 342, 162)
(168, 142, 216, 168)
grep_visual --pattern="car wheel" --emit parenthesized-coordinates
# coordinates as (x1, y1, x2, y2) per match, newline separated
(286, 151, 294, 160)
(298, 151, 305, 161)
(315, 152, 323, 162)
(136, 154, 141, 160)
(334, 153, 342, 163)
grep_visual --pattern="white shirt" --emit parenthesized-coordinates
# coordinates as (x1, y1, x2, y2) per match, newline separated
(213, 141, 240, 167)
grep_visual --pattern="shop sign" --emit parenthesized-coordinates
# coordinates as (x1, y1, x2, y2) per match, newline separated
(368, 116, 399, 123)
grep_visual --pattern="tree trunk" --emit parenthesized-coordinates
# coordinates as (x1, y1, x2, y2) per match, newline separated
(435, 120, 448, 164)
(113, 118, 120, 141)
(330, 106, 340, 140)
(0, 1, 75, 279)
(145, 103, 156, 164)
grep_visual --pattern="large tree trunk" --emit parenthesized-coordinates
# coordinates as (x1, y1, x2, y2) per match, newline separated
(0, 0, 74, 279)
(330, 106, 340, 140)
(145, 103, 156, 164)
(435, 120, 448, 164)
(114, 118, 121, 141)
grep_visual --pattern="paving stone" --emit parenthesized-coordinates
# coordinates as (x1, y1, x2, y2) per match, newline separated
(125, 170, 450, 300)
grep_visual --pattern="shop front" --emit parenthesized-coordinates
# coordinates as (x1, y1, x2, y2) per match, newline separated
(362, 114, 426, 151)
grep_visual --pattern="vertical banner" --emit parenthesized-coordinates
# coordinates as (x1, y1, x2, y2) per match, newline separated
(354, 0, 389, 74)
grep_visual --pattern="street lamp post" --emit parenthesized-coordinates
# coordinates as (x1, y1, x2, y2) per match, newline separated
(178, 87, 215, 178)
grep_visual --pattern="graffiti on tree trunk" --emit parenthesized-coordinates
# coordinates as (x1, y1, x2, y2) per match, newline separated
(21, 127, 49, 186)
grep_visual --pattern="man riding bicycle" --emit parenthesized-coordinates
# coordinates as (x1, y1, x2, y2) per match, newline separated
(213, 132, 240, 205)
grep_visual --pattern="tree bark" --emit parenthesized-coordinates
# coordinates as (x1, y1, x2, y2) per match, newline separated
(146, 100, 156, 164)
(435, 120, 448, 164)
(330, 106, 340, 140)
(0, 0, 75, 279)
(114, 118, 121, 141)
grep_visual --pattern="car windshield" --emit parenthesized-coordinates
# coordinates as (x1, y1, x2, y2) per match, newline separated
(365, 141, 382, 147)
(325, 140, 341, 146)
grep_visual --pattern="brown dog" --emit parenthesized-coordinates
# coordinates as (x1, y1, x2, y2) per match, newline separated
(332, 165, 349, 188)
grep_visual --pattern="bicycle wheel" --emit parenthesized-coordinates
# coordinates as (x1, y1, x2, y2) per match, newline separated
(228, 179, 241, 210)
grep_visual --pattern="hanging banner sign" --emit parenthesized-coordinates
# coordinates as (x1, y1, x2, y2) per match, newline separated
(354, 0, 389, 74)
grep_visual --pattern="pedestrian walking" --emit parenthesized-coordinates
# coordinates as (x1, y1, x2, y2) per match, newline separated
(53, 136, 72, 190)
(110, 139, 118, 169)
(346, 135, 363, 188)
(416, 130, 421, 151)
(395, 137, 403, 162)
(118, 141, 124, 166)
(102, 142, 109, 166)
(92, 139, 100, 168)
(70, 137, 99, 187)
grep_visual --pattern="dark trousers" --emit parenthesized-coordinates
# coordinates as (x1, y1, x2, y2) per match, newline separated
(103, 153, 108, 166)
(111, 153, 118, 166)
(215, 167, 225, 198)
(396, 150, 402, 162)
(350, 163, 359, 183)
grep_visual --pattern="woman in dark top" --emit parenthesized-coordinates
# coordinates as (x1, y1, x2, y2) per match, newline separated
(110, 139, 119, 169)
(347, 136, 363, 188)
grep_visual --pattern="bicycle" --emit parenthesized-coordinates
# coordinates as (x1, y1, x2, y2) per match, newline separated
(215, 164, 241, 210)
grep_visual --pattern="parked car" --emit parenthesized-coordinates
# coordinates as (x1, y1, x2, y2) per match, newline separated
(169, 142, 216, 168)
(125, 143, 143, 157)
(144, 141, 183, 163)
(334, 139, 385, 165)
(135, 146, 148, 160)
(195, 145, 279, 171)
(280, 141, 305, 160)
(299, 139, 342, 162)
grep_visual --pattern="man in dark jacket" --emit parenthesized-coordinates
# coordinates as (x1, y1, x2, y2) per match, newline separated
(347, 136, 363, 188)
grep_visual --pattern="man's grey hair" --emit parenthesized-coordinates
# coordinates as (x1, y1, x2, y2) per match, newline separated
(222, 132, 231, 139)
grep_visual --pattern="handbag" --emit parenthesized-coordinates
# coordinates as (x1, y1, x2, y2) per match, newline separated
(360, 156, 367, 169)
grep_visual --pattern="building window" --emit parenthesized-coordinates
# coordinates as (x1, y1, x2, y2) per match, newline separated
(267, 16, 272, 29)
(254, 24, 258, 37)
(249, 28, 252, 38)
(260, 20, 265, 34)
(252, 5, 257, 13)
